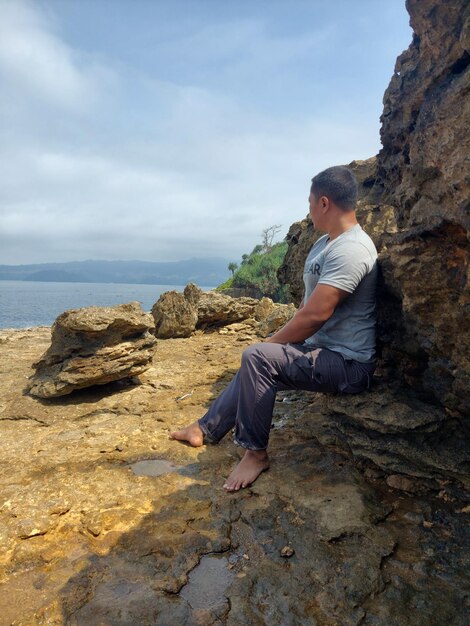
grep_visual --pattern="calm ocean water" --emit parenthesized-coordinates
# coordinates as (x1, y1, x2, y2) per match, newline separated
(0, 281, 215, 329)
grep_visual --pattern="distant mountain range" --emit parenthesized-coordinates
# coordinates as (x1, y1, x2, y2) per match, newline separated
(0, 259, 231, 286)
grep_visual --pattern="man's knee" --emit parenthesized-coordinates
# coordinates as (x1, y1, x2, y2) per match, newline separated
(241, 343, 265, 366)
(241, 342, 285, 368)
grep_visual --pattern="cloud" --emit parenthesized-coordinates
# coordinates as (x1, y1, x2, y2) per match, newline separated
(0, 1, 86, 110)
(0, 109, 379, 263)
(0, 0, 115, 111)
(0, 1, 411, 265)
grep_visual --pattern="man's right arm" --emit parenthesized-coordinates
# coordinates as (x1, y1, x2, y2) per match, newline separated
(266, 283, 349, 345)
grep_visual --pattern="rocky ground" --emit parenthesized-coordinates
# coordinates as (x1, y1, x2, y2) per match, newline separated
(0, 326, 468, 625)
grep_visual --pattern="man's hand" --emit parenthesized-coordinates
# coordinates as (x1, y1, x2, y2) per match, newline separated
(266, 283, 349, 345)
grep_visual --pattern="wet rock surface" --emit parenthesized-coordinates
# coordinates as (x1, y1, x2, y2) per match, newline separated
(26, 303, 156, 398)
(1, 327, 468, 626)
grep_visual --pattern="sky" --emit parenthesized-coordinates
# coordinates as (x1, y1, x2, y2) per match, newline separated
(0, 0, 412, 265)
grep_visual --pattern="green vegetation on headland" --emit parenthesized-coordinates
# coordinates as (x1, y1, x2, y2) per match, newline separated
(218, 228, 290, 302)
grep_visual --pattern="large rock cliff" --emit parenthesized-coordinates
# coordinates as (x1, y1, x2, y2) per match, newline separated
(279, 0, 469, 484)
(377, 0, 469, 415)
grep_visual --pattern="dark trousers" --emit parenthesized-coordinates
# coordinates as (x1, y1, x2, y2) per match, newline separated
(198, 342, 375, 450)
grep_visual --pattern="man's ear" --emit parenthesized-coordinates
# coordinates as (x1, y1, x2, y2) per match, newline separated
(321, 196, 329, 212)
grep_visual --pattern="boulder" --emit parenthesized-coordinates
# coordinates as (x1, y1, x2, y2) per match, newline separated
(183, 282, 203, 307)
(152, 286, 297, 339)
(196, 292, 259, 327)
(152, 291, 198, 339)
(27, 302, 156, 398)
(258, 303, 297, 338)
(253, 297, 277, 321)
(151, 287, 260, 337)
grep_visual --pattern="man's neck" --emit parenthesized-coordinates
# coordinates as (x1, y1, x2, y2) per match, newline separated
(327, 214, 358, 241)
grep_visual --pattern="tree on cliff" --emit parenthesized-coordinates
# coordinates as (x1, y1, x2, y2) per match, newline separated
(261, 225, 282, 253)
(228, 262, 238, 276)
(217, 226, 289, 302)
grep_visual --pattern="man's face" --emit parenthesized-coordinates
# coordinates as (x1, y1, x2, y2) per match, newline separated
(309, 192, 323, 230)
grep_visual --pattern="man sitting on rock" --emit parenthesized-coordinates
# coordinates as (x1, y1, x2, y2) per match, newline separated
(171, 166, 377, 491)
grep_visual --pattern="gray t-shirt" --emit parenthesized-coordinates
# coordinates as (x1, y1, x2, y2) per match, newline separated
(303, 224, 377, 363)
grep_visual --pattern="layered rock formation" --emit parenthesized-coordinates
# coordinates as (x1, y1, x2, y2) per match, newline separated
(151, 290, 199, 339)
(279, 0, 469, 485)
(376, 0, 470, 415)
(151, 284, 295, 339)
(196, 292, 259, 328)
(379, 0, 470, 231)
(27, 303, 156, 398)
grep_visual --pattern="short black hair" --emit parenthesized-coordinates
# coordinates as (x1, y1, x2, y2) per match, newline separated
(310, 166, 358, 211)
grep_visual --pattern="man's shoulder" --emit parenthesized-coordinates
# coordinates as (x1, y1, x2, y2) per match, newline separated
(305, 234, 329, 259)
(330, 226, 377, 260)
(310, 234, 329, 249)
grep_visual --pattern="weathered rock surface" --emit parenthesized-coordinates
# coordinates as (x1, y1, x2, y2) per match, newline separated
(370, 0, 469, 413)
(27, 303, 156, 398)
(319, 385, 470, 485)
(196, 292, 258, 327)
(279, 0, 469, 483)
(151, 284, 295, 339)
(379, 0, 470, 233)
(151, 290, 199, 338)
(1, 327, 468, 625)
(258, 302, 297, 338)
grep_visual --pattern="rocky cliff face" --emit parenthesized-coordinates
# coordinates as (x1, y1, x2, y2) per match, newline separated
(379, 0, 470, 231)
(377, 0, 470, 415)
(279, 0, 469, 483)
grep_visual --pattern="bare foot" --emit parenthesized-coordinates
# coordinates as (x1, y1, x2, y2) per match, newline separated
(223, 450, 270, 492)
(170, 421, 204, 447)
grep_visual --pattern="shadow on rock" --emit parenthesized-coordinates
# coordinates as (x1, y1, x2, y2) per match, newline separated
(20, 384, 470, 626)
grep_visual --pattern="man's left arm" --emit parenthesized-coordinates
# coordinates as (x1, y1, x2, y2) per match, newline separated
(265, 283, 349, 345)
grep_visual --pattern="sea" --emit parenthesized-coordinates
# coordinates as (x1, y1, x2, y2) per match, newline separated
(0, 280, 215, 329)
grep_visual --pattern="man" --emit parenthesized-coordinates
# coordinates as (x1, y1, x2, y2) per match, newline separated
(171, 166, 377, 492)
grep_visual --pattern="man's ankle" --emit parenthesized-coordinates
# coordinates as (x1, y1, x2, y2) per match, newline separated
(244, 449, 268, 459)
